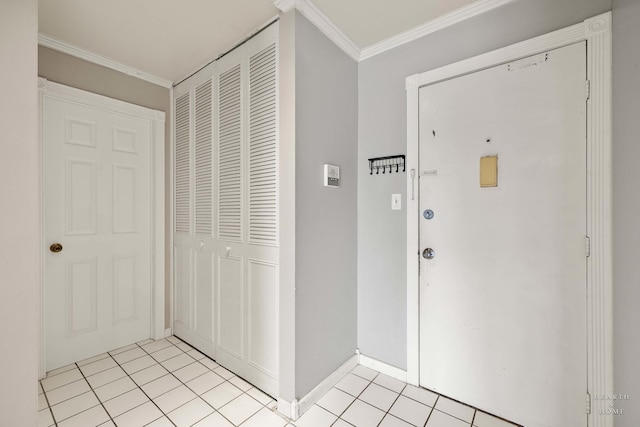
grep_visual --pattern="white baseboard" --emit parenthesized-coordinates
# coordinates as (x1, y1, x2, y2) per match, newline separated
(358, 354, 407, 383)
(277, 398, 298, 420)
(164, 328, 172, 338)
(298, 354, 359, 417)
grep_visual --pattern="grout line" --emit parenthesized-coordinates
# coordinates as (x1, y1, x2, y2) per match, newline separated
(39, 381, 59, 427)
(423, 395, 439, 427)
(74, 361, 116, 426)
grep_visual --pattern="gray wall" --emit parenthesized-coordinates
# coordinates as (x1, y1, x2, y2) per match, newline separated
(38, 47, 172, 327)
(295, 12, 358, 398)
(0, 0, 39, 424)
(612, 0, 640, 423)
(357, 0, 612, 369)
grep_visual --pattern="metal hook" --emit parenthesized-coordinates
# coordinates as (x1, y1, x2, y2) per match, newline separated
(396, 164, 399, 173)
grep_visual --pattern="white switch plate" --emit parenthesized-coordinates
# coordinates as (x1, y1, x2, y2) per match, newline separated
(392, 193, 401, 210)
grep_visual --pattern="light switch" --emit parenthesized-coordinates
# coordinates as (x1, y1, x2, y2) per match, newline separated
(392, 194, 402, 210)
(480, 155, 498, 187)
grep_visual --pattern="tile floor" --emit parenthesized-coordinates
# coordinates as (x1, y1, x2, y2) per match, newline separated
(38, 336, 520, 427)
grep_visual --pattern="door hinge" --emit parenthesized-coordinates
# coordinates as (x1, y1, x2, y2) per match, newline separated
(585, 80, 591, 100)
(586, 392, 592, 414)
(586, 236, 591, 258)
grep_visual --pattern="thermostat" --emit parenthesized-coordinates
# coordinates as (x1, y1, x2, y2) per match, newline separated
(323, 164, 340, 188)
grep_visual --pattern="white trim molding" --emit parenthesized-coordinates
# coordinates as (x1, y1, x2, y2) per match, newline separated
(405, 12, 613, 427)
(38, 33, 173, 89)
(360, 0, 514, 61)
(38, 78, 166, 377)
(359, 354, 407, 383)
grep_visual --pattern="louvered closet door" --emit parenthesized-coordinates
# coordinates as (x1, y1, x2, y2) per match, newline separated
(214, 39, 279, 397)
(172, 23, 278, 397)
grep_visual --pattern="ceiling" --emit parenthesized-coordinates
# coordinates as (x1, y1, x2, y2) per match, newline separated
(38, 0, 478, 83)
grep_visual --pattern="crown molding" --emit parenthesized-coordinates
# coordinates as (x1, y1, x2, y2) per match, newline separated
(360, 0, 514, 60)
(38, 33, 173, 88)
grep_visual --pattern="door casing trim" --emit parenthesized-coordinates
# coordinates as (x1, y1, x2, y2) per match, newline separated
(405, 12, 612, 427)
(38, 78, 166, 378)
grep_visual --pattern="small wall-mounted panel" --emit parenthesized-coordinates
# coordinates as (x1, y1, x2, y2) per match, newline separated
(480, 155, 498, 187)
(65, 117, 97, 148)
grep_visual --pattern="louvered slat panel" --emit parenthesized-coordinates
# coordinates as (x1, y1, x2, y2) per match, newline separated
(175, 92, 191, 233)
(217, 65, 242, 241)
(195, 80, 213, 235)
(249, 44, 277, 245)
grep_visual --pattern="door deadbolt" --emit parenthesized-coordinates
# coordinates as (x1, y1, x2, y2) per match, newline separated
(50, 243, 63, 253)
(422, 248, 435, 260)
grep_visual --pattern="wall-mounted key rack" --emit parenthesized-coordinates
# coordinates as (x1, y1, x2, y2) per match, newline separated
(368, 155, 406, 175)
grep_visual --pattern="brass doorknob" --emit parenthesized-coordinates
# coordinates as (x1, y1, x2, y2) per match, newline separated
(49, 243, 63, 253)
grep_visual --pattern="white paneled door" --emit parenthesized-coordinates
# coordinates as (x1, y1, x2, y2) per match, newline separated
(44, 93, 154, 371)
(173, 23, 279, 397)
(418, 42, 587, 426)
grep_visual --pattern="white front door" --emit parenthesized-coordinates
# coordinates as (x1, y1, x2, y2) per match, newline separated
(418, 42, 587, 426)
(44, 95, 153, 371)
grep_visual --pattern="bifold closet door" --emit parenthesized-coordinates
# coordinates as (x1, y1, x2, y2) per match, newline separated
(172, 23, 279, 397)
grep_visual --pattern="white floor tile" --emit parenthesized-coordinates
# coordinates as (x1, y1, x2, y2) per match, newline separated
(137, 338, 154, 346)
(153, 384, 197, 413)
(167, 397, 214, 427)
(389, 396, 432, 427)
(217, 394, 262, 425)
(166, 336, 181, 345)
(199, 357, 220, 370)
(50, 391, 100, 422)
(435, 396, 475, 423)
(173, 361, 209, 383)
(401, 385, 438, 407)
(86, 367, 127, 389)
(335, 373, 370, 397)
(37, 408, 54, 427)
(473, 411, 518, 427)
(103, 388, 149, 417)
(112, 347, 146, 364)
(316, 387, 355, 416)
(141, 374, 182, 399)
(246, 387, 273, 405)
(242, 407, 288, 427)
(192, 412, 234, 427)
(109, 343, 138, 356)
(146, 416, 175, 427)
(331, 420, 352, 427)
(79, 357, 117, 377)
(340, 399, 385, 427)
(141, 339, 173, 354)
(186, 371, 225, 395)
(130, 363, 169, 386)
(46, 363, 76, 378)
(351, 365, 379, 381)
(94, 376, 137, 402)
(379, 414, 414, 427)
(151, 345, 183, 362)
(359, 382, 400, 412)
(201, 382, 243, 409)
(373, 373, 406, 393)
(426, 410, 470, 427)
(57, 405, 110, 427)
(187, 349, 206, 360)
(120, 354, 157, 375)
(77, 353, 109, 367)
(294, 405, 337, 427)
(213, 366, 234, 379)
(228, 375, 252, 391)
(46, 379, 91, 405)
(41, 369, 83, 392)
(161, 353, 195, 372)
(113, 401, 163, 427)
(98, 421, 116, 427)
(176, 342, 193, 352)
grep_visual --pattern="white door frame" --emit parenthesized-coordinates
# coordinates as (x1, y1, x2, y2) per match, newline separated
(405, 12, 612, 426)
(38, 78, 166, 378)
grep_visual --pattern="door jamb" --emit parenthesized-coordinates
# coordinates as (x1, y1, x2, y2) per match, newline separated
(38, 78, 166, 378)
(405, 12, 612, 426)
